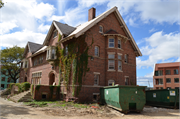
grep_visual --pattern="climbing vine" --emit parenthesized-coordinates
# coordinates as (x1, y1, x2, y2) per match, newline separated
(57, 33, 93, 96)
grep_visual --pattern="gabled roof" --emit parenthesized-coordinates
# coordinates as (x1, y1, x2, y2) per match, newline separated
(60, 6, 142, 56)
(43, 21, 76, 45)
(23, 41, 43, 57)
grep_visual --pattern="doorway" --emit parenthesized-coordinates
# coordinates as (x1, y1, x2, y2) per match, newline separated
(49, 73, 55, 85)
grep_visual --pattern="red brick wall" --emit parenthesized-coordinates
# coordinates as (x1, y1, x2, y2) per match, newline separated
(21, 12, 138, 102)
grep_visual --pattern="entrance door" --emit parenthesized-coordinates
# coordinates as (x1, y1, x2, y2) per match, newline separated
(25, 77, 27, 82)
(49, 73, 55, 85)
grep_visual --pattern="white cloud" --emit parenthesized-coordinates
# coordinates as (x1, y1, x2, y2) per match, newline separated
(149, 28, 157, 33)
(2, 0, 55, 31)
(0, 29, 46, 47)
(77, 0, 108, 8)
(29, 2, 55, 20)
(38, 24, 50, 33)
(137, 72, 153, 87)
(57, 0, 68, 16)
(137, 31, 180, 68)
(107, 0, 179, 24)
(0, 20, 18, 34)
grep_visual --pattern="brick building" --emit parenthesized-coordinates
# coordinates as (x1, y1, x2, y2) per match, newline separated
(153, 62, 180, 89)
(20, 7, 142, 101)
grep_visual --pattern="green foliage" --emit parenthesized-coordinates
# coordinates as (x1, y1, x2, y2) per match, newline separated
(0, 0, 4, 9)
(0, 46, 24, 83)
(56, 86, 60, 99)
(15, 83, 22, 93)
(35, 85, 41, 91)
(21, 82, 31, 91)
(31, 85, 34, 95)
(57, 33, 93, 97)
(9, 83, 15, 90)
(49, 85, 55, 99)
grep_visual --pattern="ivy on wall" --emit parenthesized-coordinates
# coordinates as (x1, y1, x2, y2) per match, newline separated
(57, 33, 93, 96)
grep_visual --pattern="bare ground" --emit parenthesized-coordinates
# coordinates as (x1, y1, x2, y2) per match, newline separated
(0, 97, 180, 119)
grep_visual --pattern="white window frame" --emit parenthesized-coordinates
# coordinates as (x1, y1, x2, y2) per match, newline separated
(118, 53, 122, 71)
(108, 80, 115, 86)
(124, 54, 128, 63)
(94, 74, 99, 85)
(99, 25, 103, 33)
(118, 39, 121, 49)
(94, 46, 99, 57)
(108, 52, 115, 70)
(46, 46, 56, 60)
(108, 60, 115, 70)
(125, 77, 129, 85)
(23, 59, 28, 68)
(53, 30, 57, 38)
(109, 38, 114, 48)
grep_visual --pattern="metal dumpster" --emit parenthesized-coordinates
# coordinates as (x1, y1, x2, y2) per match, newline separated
(146, 89, 179, 108)
(100, 85, 146, 113)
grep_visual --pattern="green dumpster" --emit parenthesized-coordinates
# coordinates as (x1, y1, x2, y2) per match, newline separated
(146, 89, 179, 108)
(100, 85, 146, 113)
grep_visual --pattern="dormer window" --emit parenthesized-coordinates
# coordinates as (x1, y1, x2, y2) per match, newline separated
(99, 25, 103, 33)
(46, 46, 57, 60)
(53, 30, 57, 38)
(22, 59, 28, 68)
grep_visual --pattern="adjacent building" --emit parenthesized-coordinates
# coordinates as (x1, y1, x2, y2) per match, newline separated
(0, 66, 14, 89)
(20, 7, 142, 101)
(153, 62, 180, 89)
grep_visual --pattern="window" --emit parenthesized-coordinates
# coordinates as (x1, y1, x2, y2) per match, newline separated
(108, 54, 115, 59)
(174, 78, 179, 83)
(166, 78, 171, 83)
(99, 25, 103, 33)
(1, 84, 4, 88)
(1, 77, 5, 81)
(108, 80, 115, 86)
(118, 40, 121, 48)
(22, 59, 28, 68)
(93, 93, 100, 101)
(175, 87, 180, 89)
(118, 54, 122, 71)
(94, 74, 99, 85)
(32, 72, 42, 85)
(165, 70, 171, 75)
(155, 70, 163, 76)
(174, 69, 178, 74)
(167, 87, 171, 89)
(2, 71, 6, 75)
(53, 30, 57, 38)
(64, 45, 68, 56)
(108, 60, 115, 70)
(125, 77, 129, 85)
(95, 46, 99, 57)
(109, 39, 114, 48)
(158, 78, 163, 85)
(124, 54, 128, 63)
(7, 77, 11, 82)
(46, 46, 56, 60)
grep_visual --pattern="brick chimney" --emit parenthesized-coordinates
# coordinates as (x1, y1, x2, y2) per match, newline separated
(88, 7, 96, 21)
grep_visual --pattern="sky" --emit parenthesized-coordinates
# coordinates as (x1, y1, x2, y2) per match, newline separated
(0, 0, 180, 87)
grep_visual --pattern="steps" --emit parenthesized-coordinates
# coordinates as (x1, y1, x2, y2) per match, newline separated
(10, 90, 33, 102)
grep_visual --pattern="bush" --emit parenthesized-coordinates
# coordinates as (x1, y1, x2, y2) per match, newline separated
(15, 83, 22, 93)
(21, 82, 31, 91)
(9, 83, 15, 91)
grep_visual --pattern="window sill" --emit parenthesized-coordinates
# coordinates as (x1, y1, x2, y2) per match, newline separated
(107, 69, 115, 72)
(117, 48, 123, 51)
(94, 56, 100, 58)
(118, 70, 123, 72)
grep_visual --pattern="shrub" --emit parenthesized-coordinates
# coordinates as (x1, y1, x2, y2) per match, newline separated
(9, 83, 15, 91)
(15, 83, 22, 93)
(21, 82, 31, 91)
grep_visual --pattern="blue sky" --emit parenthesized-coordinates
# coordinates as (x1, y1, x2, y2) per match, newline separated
(0, 0, 180, 87)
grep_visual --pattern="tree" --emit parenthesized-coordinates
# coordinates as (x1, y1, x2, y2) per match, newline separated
(0, 0, 4, 9)
(0, 46, 24, 83)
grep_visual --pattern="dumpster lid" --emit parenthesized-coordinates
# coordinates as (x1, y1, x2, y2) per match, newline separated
(101, 85, 147, 89)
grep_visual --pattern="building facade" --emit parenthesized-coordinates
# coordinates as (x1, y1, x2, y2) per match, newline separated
(153, 62, 180, 89)
(20, 7, 142, 101)
(0, 68, 14, 90)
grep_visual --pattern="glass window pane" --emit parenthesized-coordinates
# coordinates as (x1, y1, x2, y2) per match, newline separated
(118, 55, 122, 60)
(108, 54, 114, 59)
(118, 61, 122, 70)
(108, 60, 114, 69)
